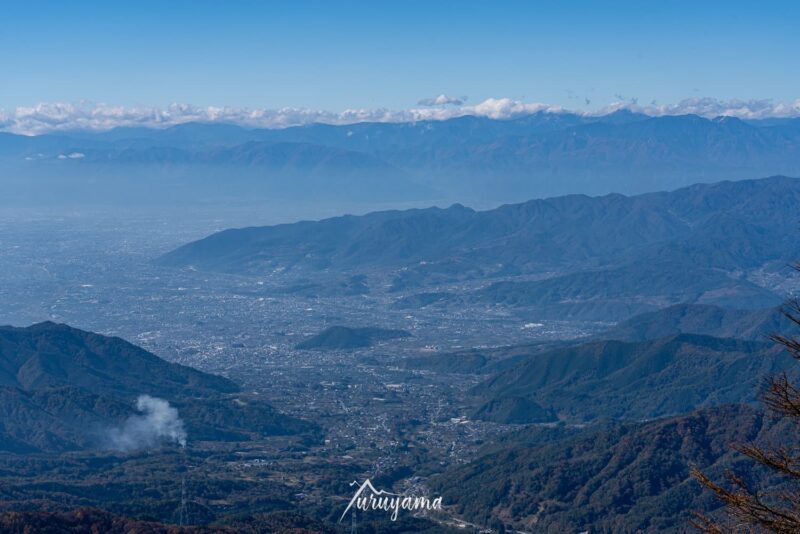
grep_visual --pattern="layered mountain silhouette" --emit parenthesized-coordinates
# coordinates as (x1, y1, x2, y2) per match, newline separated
(163, 176, 800, 274)
(162, 176, 799, 321)
(0, 322, 316, 452)
(2, 140, 426, 205)
(5, 112, 800, 205)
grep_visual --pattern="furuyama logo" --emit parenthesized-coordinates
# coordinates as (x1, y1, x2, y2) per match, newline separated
(339, 479, 443, 522)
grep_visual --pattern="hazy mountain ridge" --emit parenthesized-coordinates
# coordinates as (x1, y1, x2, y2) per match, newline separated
(164, 176, 800, 274)
(162, 176, 800, 321)
(3, 140, 427, 205)
(5, 111, 800, 205)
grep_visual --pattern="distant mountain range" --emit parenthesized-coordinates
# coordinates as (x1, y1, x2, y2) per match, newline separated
(1, 140, 426, 206)
(0, 322, 316, 452)
(4, 111, 800, 205)
(162, 176, 800, 321)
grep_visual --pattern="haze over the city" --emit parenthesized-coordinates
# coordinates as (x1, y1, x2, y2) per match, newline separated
(1, 2, 800, 533)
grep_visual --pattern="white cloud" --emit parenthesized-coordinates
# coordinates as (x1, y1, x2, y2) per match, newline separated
(2, 97, 799, 135)
(469, 98, 563, 119)
(0, 99, 565, 135)
(417, 94, 466, 106)
(593, 97, 800, 120)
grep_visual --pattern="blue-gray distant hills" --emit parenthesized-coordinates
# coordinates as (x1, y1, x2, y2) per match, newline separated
(1, 140, 426, 205)
(161, 175, 800, 321)
(4, 111, 800, 205)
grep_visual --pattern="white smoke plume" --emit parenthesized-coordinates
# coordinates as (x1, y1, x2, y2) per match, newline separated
(106, 395, 187, 451)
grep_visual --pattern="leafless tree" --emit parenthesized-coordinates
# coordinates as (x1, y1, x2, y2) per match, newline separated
(692, 298, 800, 533)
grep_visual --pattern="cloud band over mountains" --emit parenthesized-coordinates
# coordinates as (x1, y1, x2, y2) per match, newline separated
(2, 97, 799, 135)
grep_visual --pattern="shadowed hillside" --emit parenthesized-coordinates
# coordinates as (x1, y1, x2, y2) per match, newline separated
(433, 405, 788, 533)
(0, 323, 317, 452)
(471, 333, 793, 422)
(600, 303, 792, 342)
(296, 325, 411, 350)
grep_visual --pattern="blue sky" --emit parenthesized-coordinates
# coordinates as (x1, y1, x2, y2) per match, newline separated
(1, 0, 798, 112)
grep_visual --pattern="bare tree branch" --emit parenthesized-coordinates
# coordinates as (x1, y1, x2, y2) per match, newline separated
(692, 298, 800, 532)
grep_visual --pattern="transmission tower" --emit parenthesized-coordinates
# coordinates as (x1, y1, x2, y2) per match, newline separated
(179, 474, 187, 526)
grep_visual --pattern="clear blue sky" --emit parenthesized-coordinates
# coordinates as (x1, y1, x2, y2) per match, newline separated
(1, 0, 798, 111)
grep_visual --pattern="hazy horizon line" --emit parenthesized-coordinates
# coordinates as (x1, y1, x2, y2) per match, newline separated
(3, 96, 800, 136)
